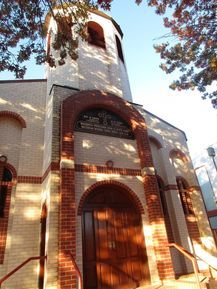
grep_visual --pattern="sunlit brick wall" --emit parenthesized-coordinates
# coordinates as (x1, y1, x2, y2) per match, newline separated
(46, 11, 132, 102)
(1, 183, 42, 289)
(141, 107, 217, 270)
(74, 131, 140, 169)
(0, 118, 22, 171)
(0, 80, 47, 177)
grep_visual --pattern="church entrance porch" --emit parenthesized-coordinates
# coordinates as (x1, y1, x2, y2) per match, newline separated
(82, 186, 150, 289)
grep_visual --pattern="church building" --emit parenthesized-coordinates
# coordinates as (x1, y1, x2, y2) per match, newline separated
(0, 8, 217, 289)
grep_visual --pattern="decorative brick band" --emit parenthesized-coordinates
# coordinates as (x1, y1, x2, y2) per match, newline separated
(0, 181, 13, 186)
(0, 110, 26, 128)
(18, 176, 42, 184)
(207, 209, 217, 217)
(164, 184, 178, 191)
(41, 161, 60, 183)
(17, 162, 60, 184)
(77, 180, 145, 215)
(189, 186, 201, 191)
(75, 164, 141, 176)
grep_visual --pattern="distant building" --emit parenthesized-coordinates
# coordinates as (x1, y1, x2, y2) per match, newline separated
(194, 143, 217, 244)
(0, 8, 216, 289)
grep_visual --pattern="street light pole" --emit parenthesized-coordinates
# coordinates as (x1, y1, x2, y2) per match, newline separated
(207, 146, 217, 172)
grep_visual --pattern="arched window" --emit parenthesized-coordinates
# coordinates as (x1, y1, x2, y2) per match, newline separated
(170, 149, 188, 163)
(176, 177, 194, 215)
(0, 167, 12, 217)
(115, 35, 124, 63)
(87, 21, 106, 49)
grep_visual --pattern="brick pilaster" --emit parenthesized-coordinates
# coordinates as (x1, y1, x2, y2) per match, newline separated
(59, 167, 77, 289)
(143, 174, 174, 279)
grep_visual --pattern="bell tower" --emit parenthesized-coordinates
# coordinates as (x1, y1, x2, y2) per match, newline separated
(46, 10, 133, 102)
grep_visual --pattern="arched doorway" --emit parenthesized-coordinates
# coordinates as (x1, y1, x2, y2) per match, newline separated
(82, 185, 150, 289)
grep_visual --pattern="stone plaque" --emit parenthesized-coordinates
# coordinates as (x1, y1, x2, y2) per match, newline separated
(75, 109, 134, 139)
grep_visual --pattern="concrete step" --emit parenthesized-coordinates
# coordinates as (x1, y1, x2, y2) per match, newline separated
(135, 273, 212, 289)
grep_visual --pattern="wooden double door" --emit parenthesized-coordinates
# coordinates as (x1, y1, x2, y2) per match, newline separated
(82, 187, 150, 289)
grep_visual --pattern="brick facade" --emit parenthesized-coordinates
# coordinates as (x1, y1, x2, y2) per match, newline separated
(0, 8, 216, 289)
(60, 90, 175, 288)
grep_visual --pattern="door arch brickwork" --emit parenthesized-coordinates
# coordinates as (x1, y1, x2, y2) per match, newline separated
(77, 180, 145, 216)
(59, 90, 174, 289)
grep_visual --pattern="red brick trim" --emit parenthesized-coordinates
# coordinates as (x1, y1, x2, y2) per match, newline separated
(60, 90, 175, 286)
(142, 174, 174, 279)
(16, 162, 140, 184)
(75, 164, 141, 176)
(176, 177, 201, 243)
(41, 162, 60, 183)
(18, 176, 41, 184)
(207, 210, 217, 217)
(4, 163, 17, 179)
(164, 184, 178, 191)
(59, 168, 76, 288)
(0, 162, 17, 264)
(149, 136, 163, 149)
(0, 79, 47, 84)
(0, 111, 26, 128)
(189, 186, 201, 191)
(61, 90, 153, 168)
(17, 162, 60, 184)
(77, 180, 145, 216)
(169, 149, 188, 163)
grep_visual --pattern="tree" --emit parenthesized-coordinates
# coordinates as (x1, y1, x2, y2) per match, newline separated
(148, 0, 217, 108)
(0, 0, 112, 78)
(0, 0, 216, 108)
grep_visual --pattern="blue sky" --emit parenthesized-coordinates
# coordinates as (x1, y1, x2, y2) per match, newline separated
(110, 0, 217, 158)
(0, 0, 216, 158)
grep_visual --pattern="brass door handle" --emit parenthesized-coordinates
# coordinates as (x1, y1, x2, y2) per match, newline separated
(108, 241, 116, 249)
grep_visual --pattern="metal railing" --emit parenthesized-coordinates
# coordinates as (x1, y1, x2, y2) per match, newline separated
(0, 255, 47, 288)
(195, 252, 217, 280)
(168, 243, 202, 289)
(68, 252, 83, 289)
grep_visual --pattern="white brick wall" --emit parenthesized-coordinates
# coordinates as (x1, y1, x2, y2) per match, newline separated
(2, 183, 42, 289)
(0, 81, 46, 176)
(0, 118, 22, 171)
(74, 131, 140, 169)
(42, 172, 59, 289)
(46, 11, 133, 102)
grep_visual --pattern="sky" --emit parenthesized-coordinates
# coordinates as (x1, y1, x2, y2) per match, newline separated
(0, 0, 216, 158)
